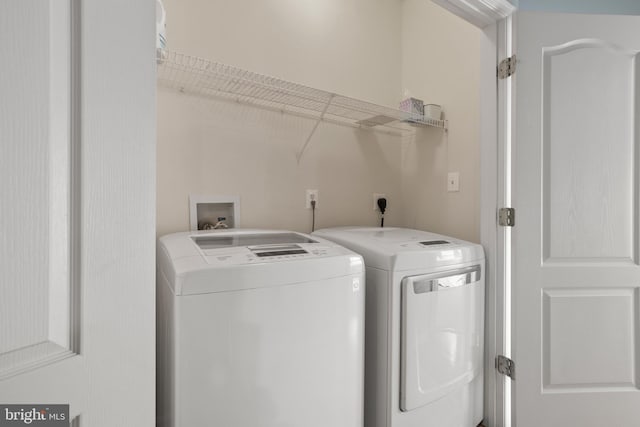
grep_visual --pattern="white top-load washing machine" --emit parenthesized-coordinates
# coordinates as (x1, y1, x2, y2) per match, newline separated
(313, 227, 485, 427)
(157, 229, 365, 427)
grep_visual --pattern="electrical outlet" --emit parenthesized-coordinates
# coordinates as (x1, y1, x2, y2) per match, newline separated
(306, 189, 318, 208)
(373, 193, 386, 211)
(447, 172, 460, 192)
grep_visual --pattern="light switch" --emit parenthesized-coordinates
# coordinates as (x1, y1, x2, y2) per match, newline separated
(447, 172, 460, 192)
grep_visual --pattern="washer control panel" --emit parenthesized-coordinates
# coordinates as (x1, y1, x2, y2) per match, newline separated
(190, 233, 338, 265)
(202, 244, 337, 265)
(251, 244, 308, 258)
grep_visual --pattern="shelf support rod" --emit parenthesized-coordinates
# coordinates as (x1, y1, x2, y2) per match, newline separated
(296, 94, 335, 163)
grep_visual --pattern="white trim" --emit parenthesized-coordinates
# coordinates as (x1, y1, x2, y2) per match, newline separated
(479, 15, 514, 427)
(479, 9, 513, 427)
(496, 15, 514, 427)
(479, 21, 500, 427)
(431, 0, 515, 28)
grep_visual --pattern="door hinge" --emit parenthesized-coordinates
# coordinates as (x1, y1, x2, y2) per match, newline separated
(498, 207, 515, 227)
(498, 55, 516, 79)
(496, 355, 515, 379)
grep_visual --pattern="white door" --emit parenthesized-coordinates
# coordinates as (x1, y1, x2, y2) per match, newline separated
(512, 11, 640, 426)
(0, 1, 156, 426)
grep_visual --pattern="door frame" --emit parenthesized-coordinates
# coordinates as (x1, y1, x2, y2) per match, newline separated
(478, 17, 510, 427)
(434, 1, 514, 426)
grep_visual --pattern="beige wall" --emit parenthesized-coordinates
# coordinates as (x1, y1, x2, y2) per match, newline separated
(157, 0, 481, 242)
(400, 0, 482, 242)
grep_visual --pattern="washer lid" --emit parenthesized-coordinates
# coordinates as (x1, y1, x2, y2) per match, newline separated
(312, 227, 484, 271)
(158, 229, 364, 295)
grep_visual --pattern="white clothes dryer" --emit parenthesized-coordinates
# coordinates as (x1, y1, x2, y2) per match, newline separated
(157, 229, 365, 427)
(313, 227, 485, 427)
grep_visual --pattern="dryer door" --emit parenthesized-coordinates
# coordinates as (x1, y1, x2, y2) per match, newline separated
(400, 264, 484, 412)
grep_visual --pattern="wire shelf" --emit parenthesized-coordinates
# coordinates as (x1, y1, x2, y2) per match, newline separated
(157, 50, 448, 135)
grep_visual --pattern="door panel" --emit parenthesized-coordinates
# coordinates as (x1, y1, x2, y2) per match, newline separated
(542, 40, 637, 263)
(0, 0, 86, 415)
(0, 0, 72, 359)
(542, 288, 638, 390)
(513, 11, 640, 426)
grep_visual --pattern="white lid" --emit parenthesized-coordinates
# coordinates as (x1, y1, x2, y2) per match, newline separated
(312, 226, 484, 271)
(158, 229, 364, 295)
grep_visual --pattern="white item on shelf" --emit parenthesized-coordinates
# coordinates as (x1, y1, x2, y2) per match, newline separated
(424, 104, 442, 120)
(399, 97, 424, 116)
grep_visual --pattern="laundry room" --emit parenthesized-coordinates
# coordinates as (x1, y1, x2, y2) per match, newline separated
(5, 0, 640, 426)
(156, 0, 482, 243)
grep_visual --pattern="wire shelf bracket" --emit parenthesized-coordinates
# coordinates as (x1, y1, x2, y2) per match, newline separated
(296, 93, 335, 162)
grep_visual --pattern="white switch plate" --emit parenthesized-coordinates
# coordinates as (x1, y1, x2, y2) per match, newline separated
(306, 189, 318, 208)
(447, 172, 460, 192)
(373, 193, 386, 211)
